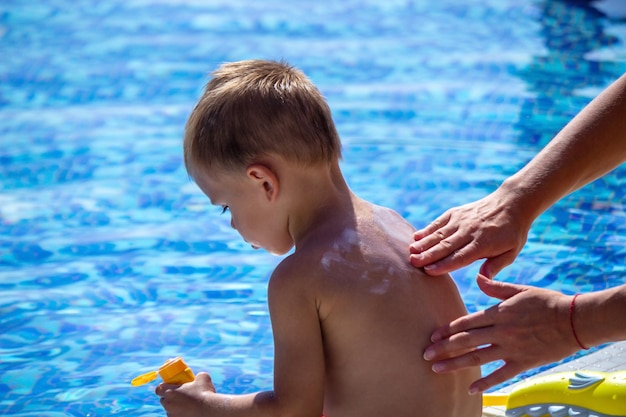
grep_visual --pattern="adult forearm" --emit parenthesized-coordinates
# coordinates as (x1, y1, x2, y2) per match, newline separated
(501, 72, 626, 222)
(410, 72, 626, 277)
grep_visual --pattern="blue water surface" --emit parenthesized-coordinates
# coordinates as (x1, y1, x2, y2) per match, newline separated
(1, 0, 625, 415)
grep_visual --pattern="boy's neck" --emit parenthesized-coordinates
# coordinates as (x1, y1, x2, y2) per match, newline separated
(279, 160, 358, 249)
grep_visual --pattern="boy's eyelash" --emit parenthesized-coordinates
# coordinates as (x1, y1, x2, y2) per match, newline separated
(220, 206, 229, 214)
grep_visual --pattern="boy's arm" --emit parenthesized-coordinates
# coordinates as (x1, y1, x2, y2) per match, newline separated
(156, 263, 325, 417)
(268, 263, 326, 416)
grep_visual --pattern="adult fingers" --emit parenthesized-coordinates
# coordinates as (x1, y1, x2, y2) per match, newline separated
(413, 236, 479, 275)
(425, 324, 497, 362)
(475, 274, 528, 300)
(410, 223, 462, 259)
(429, 343, 504, 374)
(478, 251, 517, 278)
(430, 305, 496, 343)
(409, 230, 475, 274)
(413, 213, 451, 240)
(468, 362, 526, 394)
(429, 278, 532, 344)
(428, 342, 529, 394)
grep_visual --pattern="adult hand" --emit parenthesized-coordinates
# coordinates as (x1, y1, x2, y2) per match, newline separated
(156, 372, 217, 417)
(422, 275, 580, 394)
(409, 190, 532, 277)
(410, 73, 626, 279)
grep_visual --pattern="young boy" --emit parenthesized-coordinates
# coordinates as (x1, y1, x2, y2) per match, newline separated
(156, 59, 482, 417)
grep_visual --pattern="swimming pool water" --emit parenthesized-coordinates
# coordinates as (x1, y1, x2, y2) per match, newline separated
(1, 0, 625, 415)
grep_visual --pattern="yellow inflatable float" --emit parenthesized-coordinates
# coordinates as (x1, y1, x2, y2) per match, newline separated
(483, 370, 626, 417)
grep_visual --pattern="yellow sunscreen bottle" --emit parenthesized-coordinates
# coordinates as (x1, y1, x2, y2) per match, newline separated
(131, 357, 195, 386)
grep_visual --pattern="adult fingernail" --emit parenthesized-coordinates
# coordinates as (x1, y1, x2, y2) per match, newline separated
(432, 363, 445, 373)
(423, 348, 434, 360)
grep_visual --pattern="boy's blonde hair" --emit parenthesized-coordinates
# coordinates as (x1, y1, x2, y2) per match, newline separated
(184, 59, 342, 175)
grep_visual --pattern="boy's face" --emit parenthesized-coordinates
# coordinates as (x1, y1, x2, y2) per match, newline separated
(192, 167, 294, 256)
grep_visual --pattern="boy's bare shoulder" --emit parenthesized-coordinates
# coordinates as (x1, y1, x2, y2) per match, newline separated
(268, 201, 429, 296)
(370, 203, 416, 234)
(266, 249, 323, 301)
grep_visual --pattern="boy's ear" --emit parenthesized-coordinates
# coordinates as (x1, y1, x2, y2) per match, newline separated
(246, 164, 279, 202)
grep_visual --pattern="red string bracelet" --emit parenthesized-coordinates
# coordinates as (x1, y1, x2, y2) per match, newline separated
(570, 294, 588, 350)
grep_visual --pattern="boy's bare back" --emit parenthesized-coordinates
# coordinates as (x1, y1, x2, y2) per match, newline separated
(269, 197, 482, 417)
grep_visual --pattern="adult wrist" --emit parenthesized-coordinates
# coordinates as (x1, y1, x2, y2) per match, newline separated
(570, 294, 589, 350)
(494, 177, 538, 233)
(575, 285, 626, 347)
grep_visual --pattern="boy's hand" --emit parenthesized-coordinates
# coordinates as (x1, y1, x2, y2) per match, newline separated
(156, 372, 217, 417)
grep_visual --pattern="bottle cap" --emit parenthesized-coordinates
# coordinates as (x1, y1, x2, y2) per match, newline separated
(131, 357, 191, 386)
(159, 357, 188, 381)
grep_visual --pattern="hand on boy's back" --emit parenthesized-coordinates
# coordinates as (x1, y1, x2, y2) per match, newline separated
(156, 372, 216, 417)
